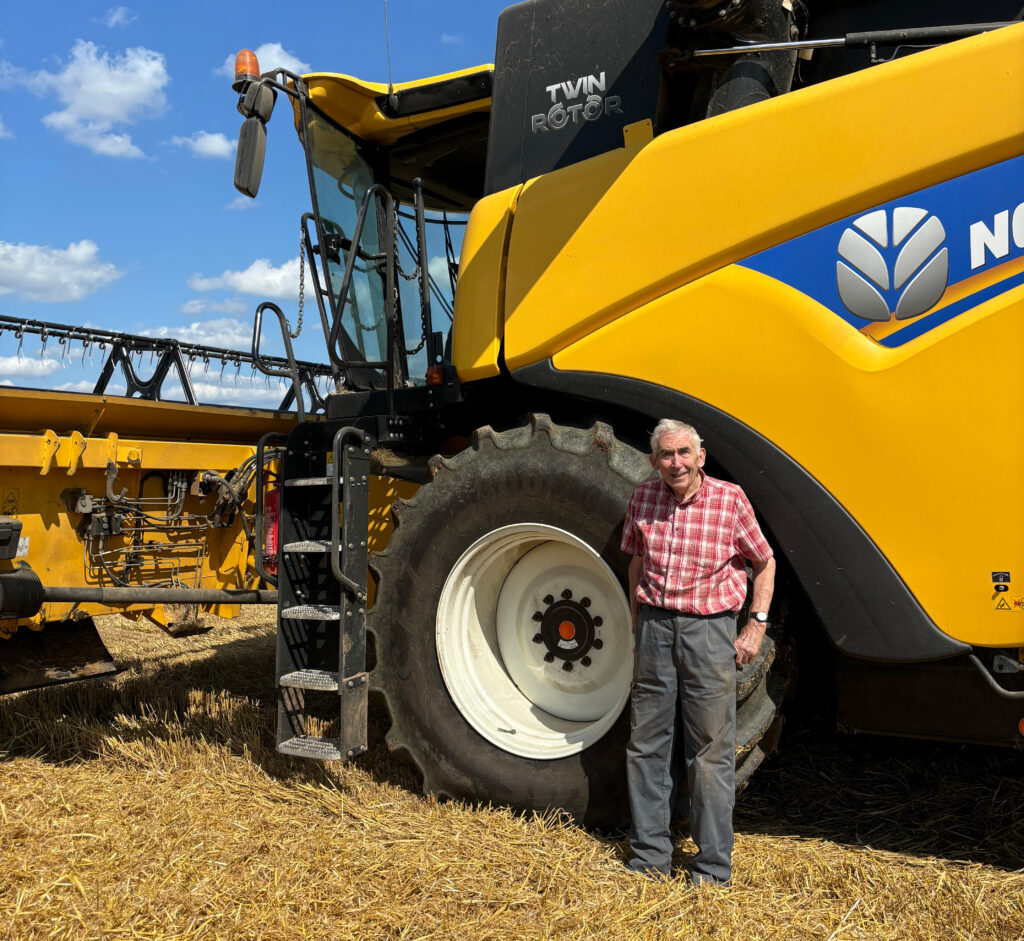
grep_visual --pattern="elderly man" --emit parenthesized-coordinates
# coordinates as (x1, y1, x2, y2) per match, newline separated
(621, 418, 775, 884)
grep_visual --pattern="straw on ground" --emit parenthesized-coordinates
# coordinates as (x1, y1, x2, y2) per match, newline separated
(1, 608, 1021, 940)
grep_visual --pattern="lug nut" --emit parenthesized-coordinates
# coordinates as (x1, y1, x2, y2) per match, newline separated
(543, 594, 554, 605)
(532, 611, 543, 621)
(532, 633, 543, 644)
(593, 638, 604, 650)
(580, 597, 591, 608)
(561, 589, 572, 599)
(581, 656, 592, 667)
(562, 661, 573, 672)
(593, 616, 603, 627)
(544, 652, 555, 663)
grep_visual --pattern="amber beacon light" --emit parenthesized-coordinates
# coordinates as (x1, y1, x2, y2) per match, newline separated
(233, 49, 261, 92)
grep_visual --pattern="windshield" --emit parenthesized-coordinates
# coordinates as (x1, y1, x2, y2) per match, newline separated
(305, 114, 389, 369)
(302, 107, 461, 386)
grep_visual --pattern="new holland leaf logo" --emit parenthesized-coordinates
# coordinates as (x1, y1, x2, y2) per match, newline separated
(836, 207, 949, 322)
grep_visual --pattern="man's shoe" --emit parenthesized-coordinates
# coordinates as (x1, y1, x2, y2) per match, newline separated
(624, 859, 670, 879)
(687, 871, 731, 888)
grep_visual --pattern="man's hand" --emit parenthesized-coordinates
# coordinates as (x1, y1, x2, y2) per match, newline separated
(734, 619, 765, 667)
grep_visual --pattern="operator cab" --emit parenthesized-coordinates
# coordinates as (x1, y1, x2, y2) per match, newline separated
(235, 57, 493, 399)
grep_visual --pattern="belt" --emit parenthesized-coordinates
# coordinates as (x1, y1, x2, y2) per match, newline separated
(641, 603, 736, 619)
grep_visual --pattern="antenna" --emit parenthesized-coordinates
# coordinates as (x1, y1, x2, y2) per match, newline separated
(383, 0, 398, 112)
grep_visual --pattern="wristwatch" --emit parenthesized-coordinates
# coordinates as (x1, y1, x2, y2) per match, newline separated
(751, 611, 769, 625)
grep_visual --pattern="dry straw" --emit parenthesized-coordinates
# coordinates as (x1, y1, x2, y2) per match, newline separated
(1, 609, 1021, 940)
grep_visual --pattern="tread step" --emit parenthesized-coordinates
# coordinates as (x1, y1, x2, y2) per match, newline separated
(278, 736, 343, 761)
(279, 669, 340, 691)
(285, 476, 332, 487)
(280, 604, 341, 621)
(282, 539, 331, 553)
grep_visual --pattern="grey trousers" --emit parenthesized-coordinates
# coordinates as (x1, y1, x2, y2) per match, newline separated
(626, 604, 737, 882)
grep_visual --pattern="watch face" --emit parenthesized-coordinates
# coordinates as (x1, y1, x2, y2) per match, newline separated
(754, 612, 768, 623)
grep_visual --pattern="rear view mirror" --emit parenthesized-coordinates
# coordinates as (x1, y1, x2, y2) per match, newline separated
(234, 115, 266, 198)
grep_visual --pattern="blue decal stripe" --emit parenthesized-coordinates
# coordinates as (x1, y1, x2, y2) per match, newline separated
(879, 269, 1024, 347)
(736, 153, 1024, 345)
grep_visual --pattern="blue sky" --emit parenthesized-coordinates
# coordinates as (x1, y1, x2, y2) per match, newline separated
(0, 1, 509, 405)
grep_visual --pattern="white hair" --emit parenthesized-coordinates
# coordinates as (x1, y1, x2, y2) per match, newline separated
(650, 418, 702, 456)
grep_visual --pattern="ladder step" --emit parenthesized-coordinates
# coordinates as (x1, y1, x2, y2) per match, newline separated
(285, 476, 332, 487)
(278, 736, 343, 761)
(280, 604, 341, 621)
(279, 669, 340, 691)
(282, 539, 331, 553)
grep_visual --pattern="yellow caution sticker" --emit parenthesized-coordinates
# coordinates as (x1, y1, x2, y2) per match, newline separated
(995, 596, 1012, 611)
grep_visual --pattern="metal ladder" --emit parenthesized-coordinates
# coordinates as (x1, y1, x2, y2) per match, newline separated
(270, 423, 373, 761)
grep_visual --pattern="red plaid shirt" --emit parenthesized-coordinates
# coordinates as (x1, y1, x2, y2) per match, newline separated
(622, 471, 773, 615)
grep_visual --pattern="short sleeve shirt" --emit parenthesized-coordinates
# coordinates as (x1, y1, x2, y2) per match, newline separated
(621, 471, 773, 615)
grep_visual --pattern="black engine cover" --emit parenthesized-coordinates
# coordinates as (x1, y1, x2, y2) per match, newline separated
(484, 0, 669, 194)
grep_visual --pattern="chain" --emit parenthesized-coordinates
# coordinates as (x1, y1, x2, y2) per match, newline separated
(396, 210, 429, 356)
(289, 225, 305, 339)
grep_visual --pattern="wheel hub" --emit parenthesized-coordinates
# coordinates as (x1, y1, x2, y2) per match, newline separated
(534, 595, 600, 664)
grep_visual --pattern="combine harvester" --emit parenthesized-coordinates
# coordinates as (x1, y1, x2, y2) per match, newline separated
(3, 0, 1023, 824)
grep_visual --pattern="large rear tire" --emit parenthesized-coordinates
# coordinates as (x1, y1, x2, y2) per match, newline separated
(368, 414, 786, 826)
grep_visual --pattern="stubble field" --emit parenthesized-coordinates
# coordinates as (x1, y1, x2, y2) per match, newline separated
(1, 608, 1022, 940)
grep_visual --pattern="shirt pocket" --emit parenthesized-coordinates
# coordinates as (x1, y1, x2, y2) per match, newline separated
(643, 518, 675, 564)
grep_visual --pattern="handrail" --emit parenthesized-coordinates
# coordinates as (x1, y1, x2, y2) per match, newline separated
(251, 302, 309, 421)
(330, 426, 369, 602)
(324, 184, 396, 370)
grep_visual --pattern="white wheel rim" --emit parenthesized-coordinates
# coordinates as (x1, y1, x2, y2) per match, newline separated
(436, 523, 632, 760)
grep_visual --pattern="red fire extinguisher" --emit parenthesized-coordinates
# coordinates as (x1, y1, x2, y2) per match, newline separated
(262, 486, 280, 577)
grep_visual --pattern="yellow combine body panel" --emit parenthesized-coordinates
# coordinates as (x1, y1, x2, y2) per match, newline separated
(480, 24, 1024, 650)
(297, 66, 492, 147)
(554, 266, 1023, 648)
(502, 26, 1024, 366)
(451, 186, 518, 381)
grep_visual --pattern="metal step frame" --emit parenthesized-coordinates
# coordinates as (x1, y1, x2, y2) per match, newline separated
(273, 419, 374, 762)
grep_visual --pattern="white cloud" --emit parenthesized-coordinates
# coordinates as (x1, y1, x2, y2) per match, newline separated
(57, 378, 102, 393)
(0, 355, 62, 377)
(0, 114, 11, 140)
(215, 42, 310, 80)
(179, 297, 248, 316)
(441, 34, 464, 44)
(60, 378, 127, 395)
(428, 255, 452, 285)
(170, 130, 232, 158)
(226, 195, 258, 211)
(0, 239, 122, 301)
(9, 40, 169, 157)
(140, 317, 253, 349)
(104, 7, 137, 27)
(0, 380, 13, 387)
(187, 257, 299, 300)
(187, 379, 291, 408)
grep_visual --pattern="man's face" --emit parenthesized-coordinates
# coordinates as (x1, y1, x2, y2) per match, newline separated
(650, 429, 706, 499)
